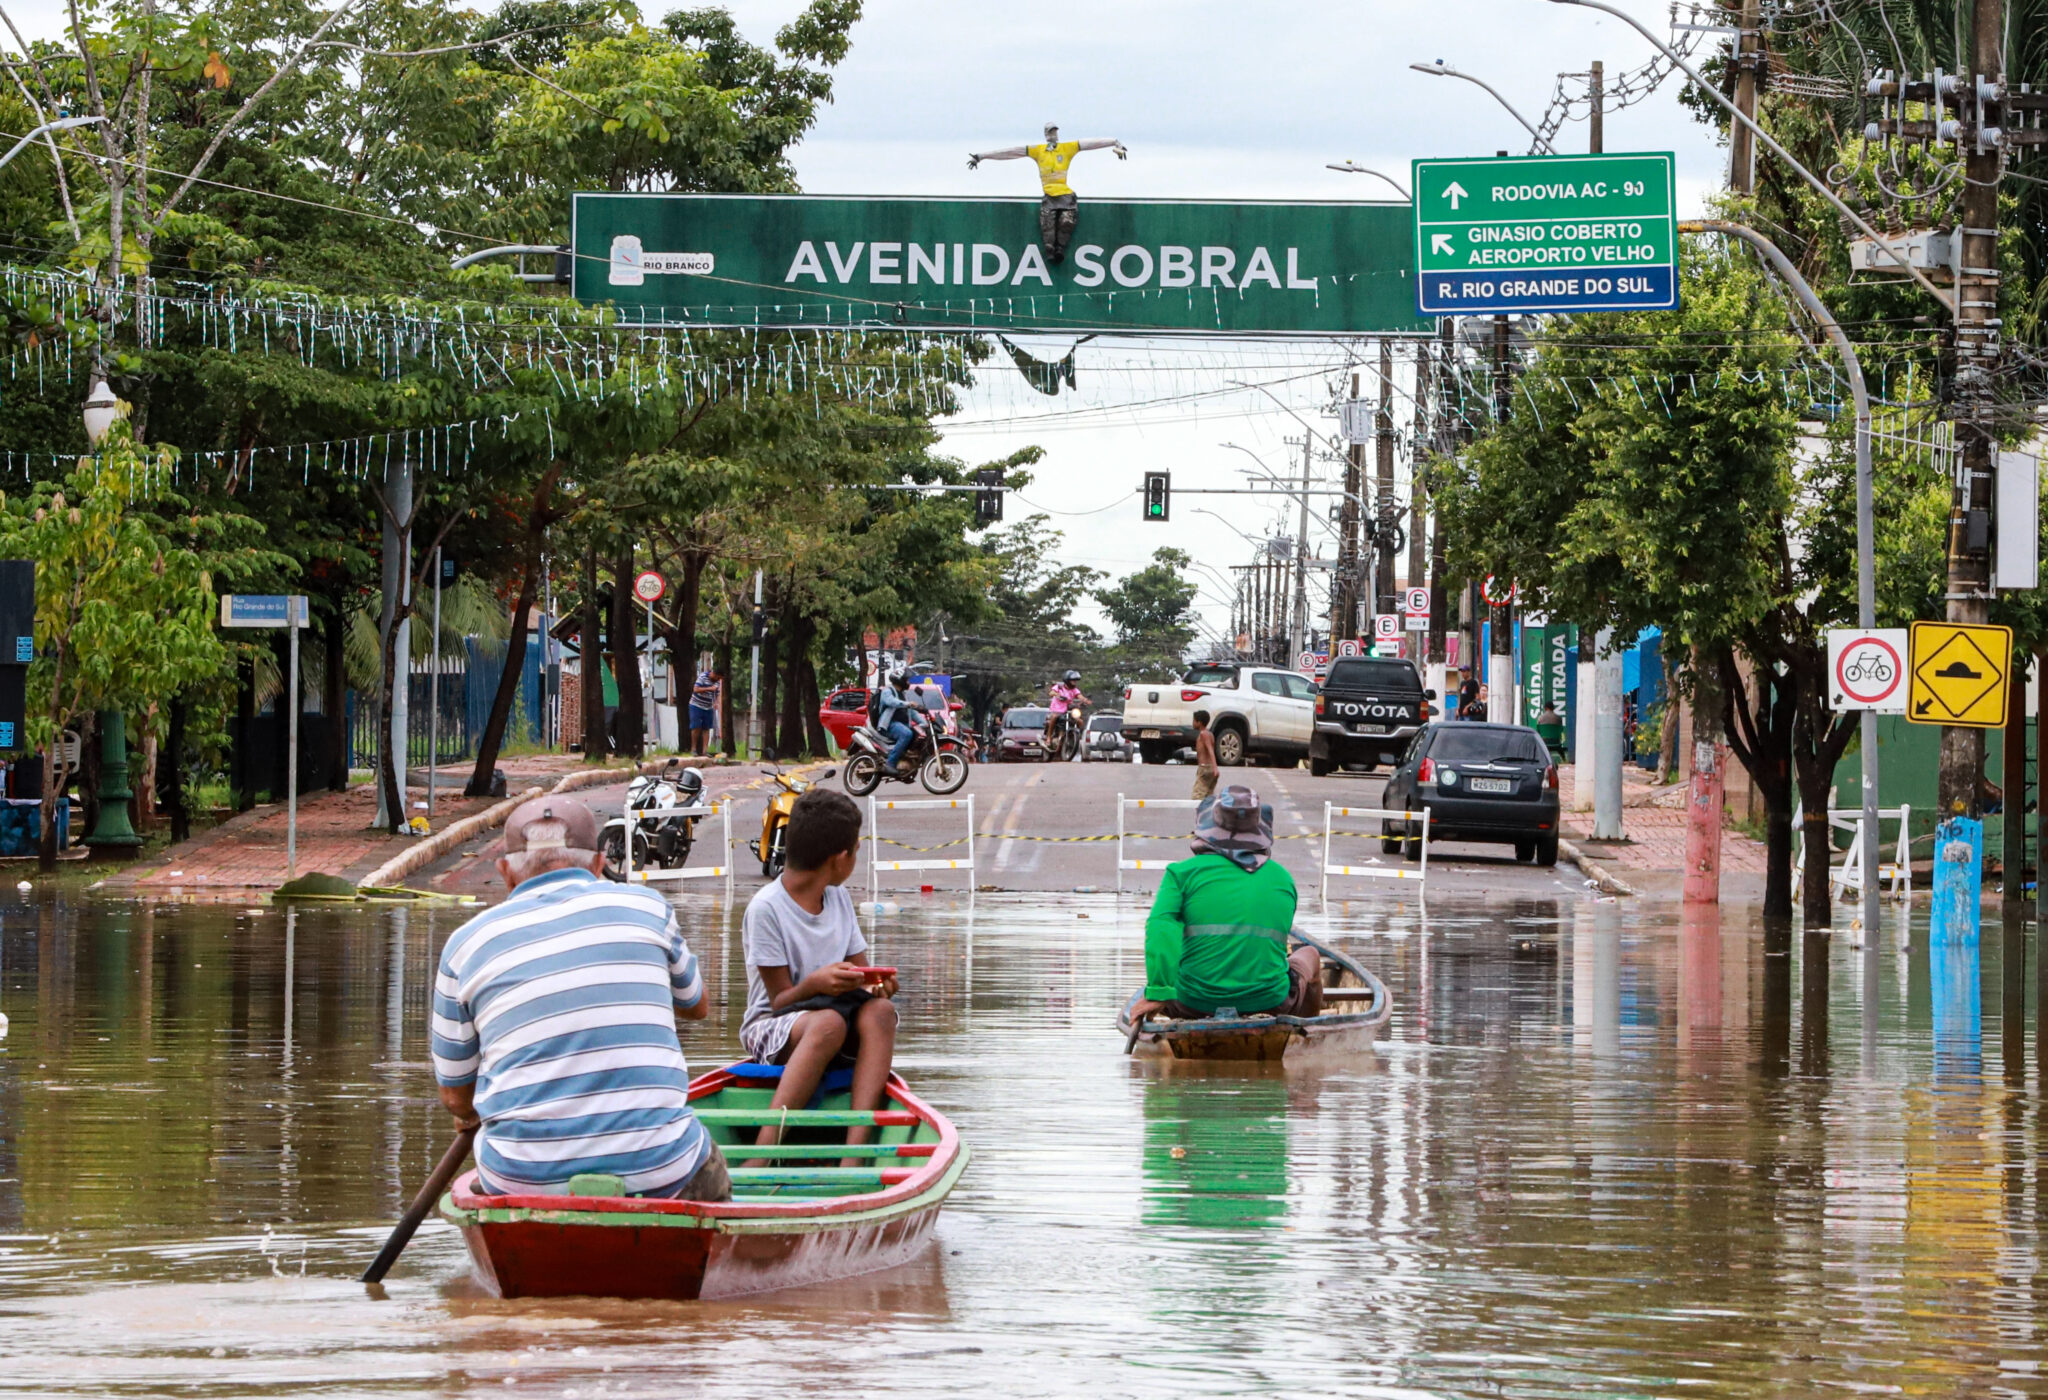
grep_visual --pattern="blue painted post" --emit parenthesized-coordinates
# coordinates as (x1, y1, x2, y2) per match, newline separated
(1930, 817, 1984, 945)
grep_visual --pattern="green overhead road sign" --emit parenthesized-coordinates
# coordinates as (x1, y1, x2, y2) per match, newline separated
(571, 193, 1430, 334)
(1413, 152, 1678, 316)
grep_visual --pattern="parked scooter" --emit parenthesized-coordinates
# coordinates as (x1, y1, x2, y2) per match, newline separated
(599, 760, 706, 881)
(755, 765, 832, 878)
(841, 711, 971, 797)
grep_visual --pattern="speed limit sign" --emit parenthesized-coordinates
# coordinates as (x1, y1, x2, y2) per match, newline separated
(1826, 628, 1907, 712)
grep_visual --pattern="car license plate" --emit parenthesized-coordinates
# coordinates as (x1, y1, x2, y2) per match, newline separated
(1468, 777, 1512, 794)
(1141, 729, 1161, 739)
(1354, 722, 1388, 734)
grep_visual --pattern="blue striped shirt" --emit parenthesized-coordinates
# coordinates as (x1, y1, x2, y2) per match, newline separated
(431, 867, 711, 1196)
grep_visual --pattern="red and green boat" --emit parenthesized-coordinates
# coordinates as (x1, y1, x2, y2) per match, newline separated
(438, 1063, 968, 1300)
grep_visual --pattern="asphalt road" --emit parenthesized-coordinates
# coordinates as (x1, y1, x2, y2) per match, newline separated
(422, 754, 1598, 906)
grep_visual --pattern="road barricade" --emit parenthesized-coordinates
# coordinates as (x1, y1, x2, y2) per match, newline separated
(868, 794, 976, 897)
(1321, 801, 1429, 902)
(1116, 794, 1200, 893)
(622, 801, 734, 897)
(1792, 802, 1912, 901)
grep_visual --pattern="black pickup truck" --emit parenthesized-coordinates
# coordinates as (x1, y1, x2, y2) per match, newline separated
(1309, 656, 1434, 776)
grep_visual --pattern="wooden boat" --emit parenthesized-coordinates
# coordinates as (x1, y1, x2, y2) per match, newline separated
(1116, 933, 1391, 1061)
(437, 1063, 968, 1300)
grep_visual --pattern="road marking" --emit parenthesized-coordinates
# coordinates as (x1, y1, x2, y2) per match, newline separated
(994, 793, 1030, 870)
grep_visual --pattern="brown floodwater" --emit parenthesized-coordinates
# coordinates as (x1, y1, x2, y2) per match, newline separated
(0, 888, 2043, 1397)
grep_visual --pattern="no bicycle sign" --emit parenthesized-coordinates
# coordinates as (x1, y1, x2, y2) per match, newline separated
(1826, 628, 1907, 712)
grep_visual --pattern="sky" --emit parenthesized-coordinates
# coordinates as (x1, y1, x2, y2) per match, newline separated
(2, 0, 1733, 650)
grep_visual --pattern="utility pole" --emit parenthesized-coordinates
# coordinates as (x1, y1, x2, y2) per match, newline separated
(1683, 17, 1764, 902)
(748, 568, 763, 759)
(1374, 338, 1397, 634)
(1586, 60, 1625, 842)
(1428, 317, 1454, 671)
(1487, 151, 1517, 723)
(1938, 0, 2004, 826)
(1332, 370, 1364, 645)
(1289, 434, 1313, 666)
(1409, 342, 1429, 604)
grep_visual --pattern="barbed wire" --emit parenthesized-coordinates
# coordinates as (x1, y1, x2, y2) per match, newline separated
(1529, 4, 1713, 152)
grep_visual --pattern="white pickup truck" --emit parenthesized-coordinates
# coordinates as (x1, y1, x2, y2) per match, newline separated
(1118, 663, 1318, 767)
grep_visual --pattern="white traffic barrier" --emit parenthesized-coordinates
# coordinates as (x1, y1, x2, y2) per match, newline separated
(1792, 802, 1912, 901)
(1116, 794, 1200, 893)
(622, 801, 734, 896)
(1321, 801, 1429, 903)
(868, 793, 975, 897)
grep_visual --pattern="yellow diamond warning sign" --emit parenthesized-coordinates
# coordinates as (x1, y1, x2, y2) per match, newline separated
(1906, 621, 2012, 728)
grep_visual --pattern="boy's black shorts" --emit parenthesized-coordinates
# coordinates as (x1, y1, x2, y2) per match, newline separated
(765, 988, 876, 1066)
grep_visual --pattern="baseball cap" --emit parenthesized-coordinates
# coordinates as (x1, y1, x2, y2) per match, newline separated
(503, 796, 601, 854)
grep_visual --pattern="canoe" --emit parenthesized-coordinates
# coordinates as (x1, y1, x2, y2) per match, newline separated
(437, 1062, 968, 1300)
(1115, 932, 1391, 1061)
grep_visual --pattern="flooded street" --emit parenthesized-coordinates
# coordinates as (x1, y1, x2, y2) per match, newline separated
(1, 891, 2044, 1397)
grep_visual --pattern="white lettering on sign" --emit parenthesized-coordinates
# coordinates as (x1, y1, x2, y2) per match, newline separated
(1489, 181, 1612, 201)
(781, 240, 1321, 293)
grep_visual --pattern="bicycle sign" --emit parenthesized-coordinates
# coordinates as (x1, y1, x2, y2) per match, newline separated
(1827, 628, 1908, 712)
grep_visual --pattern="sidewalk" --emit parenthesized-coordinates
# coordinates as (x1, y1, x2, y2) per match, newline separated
(1554, 761, 1771, 898)
(106, 752, 757, 895)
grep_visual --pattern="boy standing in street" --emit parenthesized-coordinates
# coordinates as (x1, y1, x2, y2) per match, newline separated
(1191, 709, 1219, 802)
(740, 788, 899, 1166)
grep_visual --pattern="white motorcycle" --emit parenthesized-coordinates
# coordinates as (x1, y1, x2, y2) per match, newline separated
(599, 760, 707, 881)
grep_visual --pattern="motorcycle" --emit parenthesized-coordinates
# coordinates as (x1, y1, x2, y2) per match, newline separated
(1045, 706, 1086, 762)
(599, 760, 706, 881)
(841, 711, 971, 796)
(756, 765, 831, 878)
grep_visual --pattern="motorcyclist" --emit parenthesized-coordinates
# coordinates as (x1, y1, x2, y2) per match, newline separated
(1048, 669, 1088, 732)
(876, 664, 922, 774)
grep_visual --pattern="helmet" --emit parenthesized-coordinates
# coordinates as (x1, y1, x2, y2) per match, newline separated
(676, 766, 705, 796)
(1063, 670, 1081, 683)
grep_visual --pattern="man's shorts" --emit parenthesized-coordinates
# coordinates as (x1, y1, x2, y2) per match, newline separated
(687, 704, 716, 731)
(739, 989, 877, 1065)
(1162, 963, 1312, 1021)
(1191, 770, 1218, 801)
(475, 1141, 733, 1201)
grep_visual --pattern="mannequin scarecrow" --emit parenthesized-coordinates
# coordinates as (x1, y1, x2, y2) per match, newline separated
(968, 123, 1128, 264)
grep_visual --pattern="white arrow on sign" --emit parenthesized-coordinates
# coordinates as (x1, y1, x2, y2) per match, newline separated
(1430, 233, 1455, 255)
(1442, 180, 1468, 209)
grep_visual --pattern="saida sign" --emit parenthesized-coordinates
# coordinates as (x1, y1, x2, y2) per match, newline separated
(571, 193, 1428, 334)
(1906, 621, 2012, 728)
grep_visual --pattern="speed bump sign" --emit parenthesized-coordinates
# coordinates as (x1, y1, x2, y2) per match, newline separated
(1906, 621, 2012, 728)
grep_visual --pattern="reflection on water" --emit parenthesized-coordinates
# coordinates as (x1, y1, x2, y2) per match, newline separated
(0, 888, 2041, 1397)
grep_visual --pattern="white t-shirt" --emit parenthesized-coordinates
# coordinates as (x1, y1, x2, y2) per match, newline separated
(740, 879, 869, 1031)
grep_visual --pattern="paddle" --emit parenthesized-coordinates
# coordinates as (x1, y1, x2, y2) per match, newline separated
(361, 1125, 477, 1284)
(1124, 1011, 1149, 1054)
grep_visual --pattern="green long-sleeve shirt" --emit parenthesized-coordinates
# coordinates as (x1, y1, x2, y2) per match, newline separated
(1143, 852, 1296, 1013)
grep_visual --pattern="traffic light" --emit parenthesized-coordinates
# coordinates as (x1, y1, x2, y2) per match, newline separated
(974, 467, 1003, 525)
(1142, 470, 1171, 522)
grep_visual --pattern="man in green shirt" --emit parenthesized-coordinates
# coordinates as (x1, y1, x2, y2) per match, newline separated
(1131, 785, 1324, 1021)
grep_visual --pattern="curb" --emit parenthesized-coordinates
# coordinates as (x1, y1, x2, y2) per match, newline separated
(1559, 838, 1638, 897)
(358, 764, 639, 889)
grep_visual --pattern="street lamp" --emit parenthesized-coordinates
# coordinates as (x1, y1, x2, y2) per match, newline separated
(1325, 162, 1411, 199)
(1409, 61, 1555, 153)
(0, 114, 101, 176)
(81, 378, 121, 446)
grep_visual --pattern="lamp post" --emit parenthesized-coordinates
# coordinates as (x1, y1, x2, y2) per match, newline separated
(80, 382, 141, 851)
(1408, 61, 1555, 154)
(1325, 163, 1412, 199)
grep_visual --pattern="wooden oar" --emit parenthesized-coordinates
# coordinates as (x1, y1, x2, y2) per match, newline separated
(1124, 1012, 1149, 1054)
(361, 1125, 476, 1285)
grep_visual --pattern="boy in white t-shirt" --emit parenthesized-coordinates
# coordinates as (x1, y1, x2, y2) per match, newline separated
(739, 787, 899, 1166)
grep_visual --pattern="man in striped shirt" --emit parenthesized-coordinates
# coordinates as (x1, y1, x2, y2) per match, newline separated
(430, 796, 730, 1201)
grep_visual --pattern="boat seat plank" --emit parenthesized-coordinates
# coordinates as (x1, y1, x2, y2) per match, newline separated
(726, 1143, 936, 1159)
(727, 1167, 913, 1188)
(695, 1108, 918, 1128)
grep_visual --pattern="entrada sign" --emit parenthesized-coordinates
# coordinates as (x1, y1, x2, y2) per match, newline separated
(572, 194, 1428, 334)
(1413, 153, 1678, 315)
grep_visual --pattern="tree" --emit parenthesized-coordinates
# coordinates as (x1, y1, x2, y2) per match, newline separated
(0, 434, 229, 867)
(1096, 547, 1198, 675)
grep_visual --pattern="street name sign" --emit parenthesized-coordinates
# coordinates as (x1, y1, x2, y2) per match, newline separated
(1413, 153, 1678, 315)
(572, 194, 1429, 334)
(1906, 621, 2011, 727)
(220, 595, 307, 629)
(1826, 628, 1908, 712)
